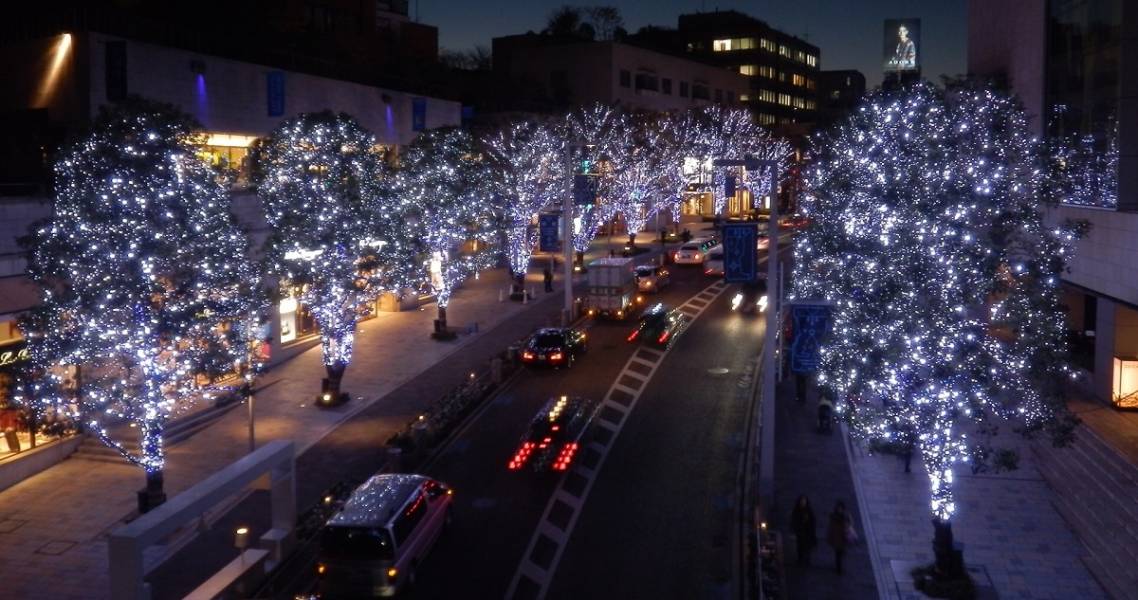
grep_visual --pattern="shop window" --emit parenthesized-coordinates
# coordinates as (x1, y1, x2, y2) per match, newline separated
(200, 133, 258, 187)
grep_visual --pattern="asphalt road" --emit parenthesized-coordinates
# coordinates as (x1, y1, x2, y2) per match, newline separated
(407, 263, 719, 599)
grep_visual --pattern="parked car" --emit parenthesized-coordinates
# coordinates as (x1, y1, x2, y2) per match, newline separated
(635, 265, 671, 292)
(317, 474, 453, 598)
(508, 396, 600, 472)
(521, 327, 588, 368)
(627, 303, 685, 346)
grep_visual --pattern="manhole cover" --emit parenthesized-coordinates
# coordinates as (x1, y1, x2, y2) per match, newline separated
(707, 367, 729, 375)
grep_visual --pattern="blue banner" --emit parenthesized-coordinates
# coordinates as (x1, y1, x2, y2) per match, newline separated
(266, 71, 285, 117)
(539, 214, 560, 252)
(790, 303, 832, 373)
(412, 97, 427, 131)
(723, 222, 757, 283)
(573, 174, 598, 206)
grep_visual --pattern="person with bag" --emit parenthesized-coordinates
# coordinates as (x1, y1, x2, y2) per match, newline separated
(826, 500, 856, 574)
(790, 495, 817, 566)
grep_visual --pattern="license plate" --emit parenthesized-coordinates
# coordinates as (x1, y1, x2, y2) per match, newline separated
(538, 354, 546, 360)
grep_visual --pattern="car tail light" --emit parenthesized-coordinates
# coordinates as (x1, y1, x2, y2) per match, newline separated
(627, 329, 640, 342)
(550, 352, 564, 361)
(553, 442, 579, 471)
(387, 567, 398, 583)
(522, 351, 535, 361)
(317, 563, 326, 576)
(508, 442, 536, 470)
(657, 331, 671, 343)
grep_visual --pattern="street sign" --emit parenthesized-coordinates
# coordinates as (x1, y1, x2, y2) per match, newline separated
(789, 302, 832, 373)
(573, 173, 598, 206)
(723, 222, 758, 283)
(412, 97, 427, 131)
(266, 71, 285, 117)
(539, 214, 560, 252)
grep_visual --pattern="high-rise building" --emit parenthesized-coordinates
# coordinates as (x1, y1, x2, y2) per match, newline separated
(816, 70, 867, 128)
(968, 0, 1138, 410)
(666, 11, 821, 127)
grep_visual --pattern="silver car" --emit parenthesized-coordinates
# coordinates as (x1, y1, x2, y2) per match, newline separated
(635, 265, 671, 292)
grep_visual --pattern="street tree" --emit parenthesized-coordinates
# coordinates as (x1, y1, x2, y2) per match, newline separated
(604, 114, 666, 249)
(483, 120, 563, 293)
(396, 127, 495, 333)
(21, 98, 262, 509)
(792, 82, 1081, 577)
(255, 111, 389, 404)
(563, 103, 625, 264)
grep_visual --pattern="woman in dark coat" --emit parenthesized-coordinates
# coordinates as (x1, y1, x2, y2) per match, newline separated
(790, 495, 817, 566)
(826, 500, 853, 574)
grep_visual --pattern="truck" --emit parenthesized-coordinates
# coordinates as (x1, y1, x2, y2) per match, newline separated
(584, 257, 639, 320)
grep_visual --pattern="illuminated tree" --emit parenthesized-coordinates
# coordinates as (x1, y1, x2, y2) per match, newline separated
(21, 98, 261, 508)
(563, 104, 624, 263)
(396, 127, 495, 332)
(700, 106, 787, 214)
(255, 111, 389, 404)
(604, 114, 666, 248)
(658, 109, 714, 226)
(483, 120, 563, 291)
(792, 82, 1081, 575)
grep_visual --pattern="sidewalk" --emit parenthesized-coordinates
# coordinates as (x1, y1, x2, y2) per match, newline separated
(0, 263, 572, 600)
(772, 374, 878, 600)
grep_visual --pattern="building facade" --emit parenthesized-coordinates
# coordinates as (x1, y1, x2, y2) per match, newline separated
(491, 35, 749, 114)
(968, 0, 1138, 408)
(672, 11, 821, 127)
(816, 69, 867, 129)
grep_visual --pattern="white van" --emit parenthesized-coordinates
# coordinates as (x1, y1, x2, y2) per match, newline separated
(317, 473, 453, 598)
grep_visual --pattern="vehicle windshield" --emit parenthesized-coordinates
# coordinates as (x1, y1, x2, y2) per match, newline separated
(533, 333, 564, 348)
(635, 266, 654, 276)
(319, 526, 395, 561)
(680, 244, 699, 251)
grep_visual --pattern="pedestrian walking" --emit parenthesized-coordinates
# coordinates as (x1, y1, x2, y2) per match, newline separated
(543, 266, 553, 293)
(790, 495, 817, 566)
(826, 501, 855, 574)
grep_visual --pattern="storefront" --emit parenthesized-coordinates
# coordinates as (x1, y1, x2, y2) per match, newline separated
(0, 325, 74, 458)
(1061, 286, 1138, 410)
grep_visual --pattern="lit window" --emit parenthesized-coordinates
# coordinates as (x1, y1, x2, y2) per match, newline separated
(739, 93, 751, 102)
(792, 74, 806, 87)
(713, 38, 754, 52)
(760, 38, 776, 52)
(806, 54, 818, 67)
(739, 65, 757, 76)
(713, 39, 733, 52)
(778, 93, 792, 106)
(759, 66, 776, 79)
(779, 45, 790, 57)
(758, 89, 777, 103)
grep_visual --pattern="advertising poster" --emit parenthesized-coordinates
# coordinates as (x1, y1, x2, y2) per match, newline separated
(883, 19, 921, 73)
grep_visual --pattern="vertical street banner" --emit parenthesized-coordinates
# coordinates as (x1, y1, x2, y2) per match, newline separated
(723, 222, 758, 283)
(790, 302, 832, 373)
(539, 214, 560, 252)
(266, 71, 285, 117)
(412, 97, 427, 131)
(573, 174, 597, 206)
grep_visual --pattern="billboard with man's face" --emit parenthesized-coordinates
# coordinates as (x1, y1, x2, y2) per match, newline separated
(883, 19, 920, 72)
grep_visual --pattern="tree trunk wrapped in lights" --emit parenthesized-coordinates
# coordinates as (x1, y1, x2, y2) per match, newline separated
(394, 127, 496, 334)
(255, 111, 391, 404)
(483, 120, 563, 293)
(563, 104, 624, 261)
(792, 81, 1082, 578)
(21, 98, 262, 510)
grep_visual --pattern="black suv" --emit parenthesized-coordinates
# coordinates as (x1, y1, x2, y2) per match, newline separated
(627, 303, 685, 346)
(521, 327, 588, 368)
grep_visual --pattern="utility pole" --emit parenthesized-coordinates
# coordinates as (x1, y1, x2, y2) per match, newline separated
(562, 144, 576, 326)
(760, 164, 779, 510)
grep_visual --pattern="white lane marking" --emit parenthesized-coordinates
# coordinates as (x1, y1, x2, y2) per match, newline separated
(504, 280, 728, 600)
(621, 370, 649, 382)
(612, 383, 640, 396)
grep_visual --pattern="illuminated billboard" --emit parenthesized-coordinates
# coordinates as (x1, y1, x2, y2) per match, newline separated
(883, 19, 920, 73)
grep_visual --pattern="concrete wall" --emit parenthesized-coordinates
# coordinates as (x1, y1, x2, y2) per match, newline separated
(966, 0, 1046, 134)
(85, 33, 460, 146)
(1047, 205, 1138, 308)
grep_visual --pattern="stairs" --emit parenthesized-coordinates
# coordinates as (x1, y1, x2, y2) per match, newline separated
(1033, 425, 1138, 600)
(71, 400, 240, 462)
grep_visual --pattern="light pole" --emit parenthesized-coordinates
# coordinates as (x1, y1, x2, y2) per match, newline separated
(562, 144, 576, 326)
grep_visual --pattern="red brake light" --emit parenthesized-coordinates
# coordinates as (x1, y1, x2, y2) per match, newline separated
(509, 441, 536, 470)
(627, 329, 640, 342)
(522, 351, 535, 361)
(657, 331, 671, 343)
(550, 352, 563, 361)
(553, 442, 579, 470)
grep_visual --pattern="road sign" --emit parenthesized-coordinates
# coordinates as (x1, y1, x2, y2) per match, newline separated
(723, 222, 757, 283)
(573, 173, 598, 206)
(539, 214, 560, 252)
(789, 302, 832, 373)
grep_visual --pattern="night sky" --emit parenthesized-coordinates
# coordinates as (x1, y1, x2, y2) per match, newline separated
(421, 0, 967, 88)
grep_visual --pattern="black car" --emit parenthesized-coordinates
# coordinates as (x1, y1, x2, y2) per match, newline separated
(627, 303, 685, 346)
(521, 327, 588, 368)
(508, 396, 599, 472)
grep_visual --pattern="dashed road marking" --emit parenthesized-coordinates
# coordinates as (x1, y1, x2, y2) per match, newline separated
(504, 280, 729, 600)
